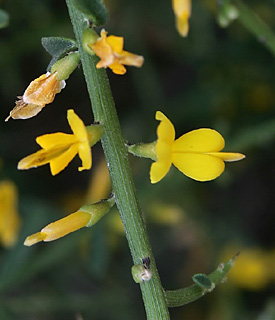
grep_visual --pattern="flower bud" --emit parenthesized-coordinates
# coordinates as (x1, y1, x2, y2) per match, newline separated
(24, 197, 115, 246)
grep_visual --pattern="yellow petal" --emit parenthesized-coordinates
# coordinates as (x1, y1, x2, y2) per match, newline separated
(176, 14, 189, 37)
(67, 109, 89, 143)
(49, 144, 79, 175)
(0, 181, 20, 247)
(41, 211, 91, 242)
(36, 133, 76, 150)
(107, 35, 124, 53)
(78, 142, 92, 172)
(155, 111, 175, 144)
(109, 61, 127, 75)
(18, 148, 59, 170)
(119, 51, 144, 68)
(172, 153, 225, 181)
(172, 0, 191, 37)
(92, 30, 114, 68)
(24, 232, 46, 246)
(173, 128, 225, 153)
(150, 160, 172, 184)
(172, 0, 191, 17)
(208, 152, 246, 162)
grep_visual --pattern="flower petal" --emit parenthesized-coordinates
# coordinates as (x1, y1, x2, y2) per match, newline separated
(78, 142, 92, 171)
(5, 100, 44, 121)
(108, 61, 127, 75)
(156, 111, 175, 144)
(173, 128, 225, 153)
(49, 144, 79, 176)
(18, 148, 58, 170)
(208, 152, 246, 162)
(67, 109, 88, 143)
(172, 153, 225, 181)
(107, 35, 124, 53)
(150, 160, 172, 184)
(118, 51, 144, 68)
(36, 133, 76, 149)
(23, 72, 62, 106)
(41, 211, 91, 242)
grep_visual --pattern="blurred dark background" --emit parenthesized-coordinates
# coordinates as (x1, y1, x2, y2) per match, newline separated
(0, 0, 274, 319)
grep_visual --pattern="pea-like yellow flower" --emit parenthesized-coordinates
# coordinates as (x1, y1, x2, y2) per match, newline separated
(0, 180, 21, 248)
(6, 72, 65, 121)
(150, 111, 245, 183)
(24, 198, 115, 246)
(90, 29, 144, 75)
(18, 109, 92, 176)
(172, 0, 191, 37)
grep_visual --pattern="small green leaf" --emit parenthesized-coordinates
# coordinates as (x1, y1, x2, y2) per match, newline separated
(71, 0, 108, 26)
(192, 273, 213, 290)
(41, 37, 77, 71)
(0, 9, 9, 29)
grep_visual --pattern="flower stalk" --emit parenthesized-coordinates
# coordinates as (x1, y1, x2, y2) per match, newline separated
(65, 1, 170, 319)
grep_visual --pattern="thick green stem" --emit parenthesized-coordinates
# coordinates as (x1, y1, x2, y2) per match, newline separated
(233, 0, 275, 56)
(65, 1, 170, 319)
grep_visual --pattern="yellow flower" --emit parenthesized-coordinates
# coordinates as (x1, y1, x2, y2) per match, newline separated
(0, 180, 21, 247)
(150, 111, 245, 183)
(24, 198, 115, 246)
(18, 109, 92, 176)
(172, 0, 191, 37)
(24, 211, 92, 246)
(90, 29, 144, 75)
(6, 72, 66, 121)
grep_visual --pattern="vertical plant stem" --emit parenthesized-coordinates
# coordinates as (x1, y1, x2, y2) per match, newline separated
(233, 0, 275, 56)
(65, 1, 170, 319)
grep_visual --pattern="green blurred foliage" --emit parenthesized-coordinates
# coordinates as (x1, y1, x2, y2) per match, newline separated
(0, 0, 274, 319)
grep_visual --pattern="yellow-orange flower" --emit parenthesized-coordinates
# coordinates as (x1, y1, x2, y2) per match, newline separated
(91, 29, 144, 75)
(150, 111, 245, 183)
(172, 0, 191, 37)
(0, 180, 21, 247)
(18, 109, 92, 175)
(6, 72, 65, 121)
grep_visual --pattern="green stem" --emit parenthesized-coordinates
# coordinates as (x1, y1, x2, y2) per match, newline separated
(233, 0, 275, 56)
(65, 2, 170, 319)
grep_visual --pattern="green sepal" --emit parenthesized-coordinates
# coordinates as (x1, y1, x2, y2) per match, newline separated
(128, 141, 157, 161)
(82, 27, 99, 55)
(81, 197, 115, 227)
(71, 0, 108, 26)
(0, 9, 9, 29)
(86, 124, 105, 147)
(51, 52, 80, 81)
(165, 253, 239, 307)
(41, 37, 78, 71)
